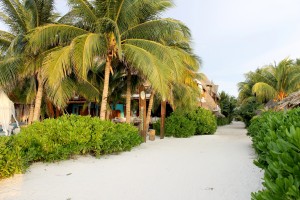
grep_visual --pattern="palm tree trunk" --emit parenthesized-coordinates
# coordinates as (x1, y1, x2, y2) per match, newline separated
(160, 99, 166, 139)
(28, 102, 34, 124)
(126, 69, 132, 123)
(46, 99, 55, 118)
(32, 76, 44, 122)
(145, 90, 155, 131)
(100, 56, 112, 120)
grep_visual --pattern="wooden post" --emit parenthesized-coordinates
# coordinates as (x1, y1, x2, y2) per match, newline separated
(139, 85, 147, 142)
(160, 100, 166, 139)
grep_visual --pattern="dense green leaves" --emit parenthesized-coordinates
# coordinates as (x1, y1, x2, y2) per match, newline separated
(186, 107, 217, 135)
(0, 115, 142, 179)
(154, 108, 217, 138)
(0, 136, 23, 179)
(217, 91, 237, 126)
(248, 108, 300, 199)
(165, 112, 196, 138)
(236, 99, 262, 127)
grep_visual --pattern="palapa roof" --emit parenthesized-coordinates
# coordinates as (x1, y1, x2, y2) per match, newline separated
(276, 90, 300, 110)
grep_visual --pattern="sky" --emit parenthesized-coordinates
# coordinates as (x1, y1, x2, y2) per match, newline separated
(2, 0, 300, 97)
(162, 0, 300, 97)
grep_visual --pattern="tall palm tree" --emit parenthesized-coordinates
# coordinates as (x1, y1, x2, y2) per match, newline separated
(0, 0, 58, 122)
(27, 0, 197, 120)
(252, 58, 300, 102)
(238, 69, 264, 104)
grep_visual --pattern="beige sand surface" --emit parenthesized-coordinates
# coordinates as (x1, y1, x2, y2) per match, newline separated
(0, 121, 263, 200)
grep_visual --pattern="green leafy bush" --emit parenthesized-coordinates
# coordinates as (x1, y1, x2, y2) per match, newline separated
(0, 115, 142, 179)
(236, 99, 262, 127)
(0, 136, 24, 179)
(165, 112, 196, 138)
(186, 107, 217, 135)
(217, 117, 230, 126)
(248, 108, 300, 199)
(153, 121, 160, 136)
(153, 108, 217, 137)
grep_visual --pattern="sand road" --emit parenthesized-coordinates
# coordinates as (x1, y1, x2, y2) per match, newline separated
(0, 121, 263, 200)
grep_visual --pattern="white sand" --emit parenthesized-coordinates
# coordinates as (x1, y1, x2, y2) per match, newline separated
(0, 121, 263, 200)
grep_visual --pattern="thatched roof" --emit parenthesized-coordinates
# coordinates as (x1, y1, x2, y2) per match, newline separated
(276, 90, 300, 110)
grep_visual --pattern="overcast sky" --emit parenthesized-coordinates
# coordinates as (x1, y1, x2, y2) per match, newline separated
(163, 0, 300, 97)
(2, 0, 300, 97)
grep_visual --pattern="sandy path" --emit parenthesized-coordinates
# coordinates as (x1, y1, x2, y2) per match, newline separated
(0, 121, 263, 200)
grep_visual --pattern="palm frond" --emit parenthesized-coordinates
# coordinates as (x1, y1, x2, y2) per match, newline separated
(42, 46, 72, 89)
(106, 0, 173, 33)
(252, 82, 276, 102)
(122, 43, 171, 97)
(27, 24, 88, 53)
(77, 79, 101, 102)
(70, 33, 108, 79)
(0, 56, 23, 88)
(95, 17, 122, 59)
(67, 0, 97, 25)
(121, 18, 191, 42)
(0, 0, 27, 32)
(123, 38, 188, 81)
(46, 77, 76, 108)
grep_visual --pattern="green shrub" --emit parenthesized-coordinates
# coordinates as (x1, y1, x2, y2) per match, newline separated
(165, 112, 196, 138)
(153, 121, 160, 136)
(248, 108, 300, 199)
(236, 99, 262, 127)
(186, 107, 217, 135)
(0, 115, 142, 180)
(101, 123, 142, 154)
(217, 117, 230, 126)
(0, 136, 24, 179)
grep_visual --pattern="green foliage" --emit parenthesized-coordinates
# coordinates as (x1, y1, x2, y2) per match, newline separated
(218, 91, 237, 125)
(153, 107, 217, 138)
(186, 107, 217, 135)
(0, 115, 142, 180)
(0, 136, 24, 179)
(153, 120, 160, 136)
(236, 99, 262, 127)
(165, 112, 196, 138)
(248, 108, 300, 199)
(217, 117, 230, 126)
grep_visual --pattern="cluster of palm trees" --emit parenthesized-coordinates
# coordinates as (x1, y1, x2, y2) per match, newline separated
(0, 0, 201, 126)
(238, 58, 300, 104)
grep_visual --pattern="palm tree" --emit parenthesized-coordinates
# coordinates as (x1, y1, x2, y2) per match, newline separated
(0, 0, 58, 122)
(238, 69, 263, 104)
(27, 0, 197, 120)
(252, 58, 300, 102)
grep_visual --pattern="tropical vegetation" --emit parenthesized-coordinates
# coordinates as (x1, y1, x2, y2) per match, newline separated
(153, 107, 217, 138)
(27, 0, 200, 121)
(217, 91, 237, 126)
(237, 58, 300, 125)
(0, 115, 142, 179)
(0, 0, 60, 123)
(0, 0, 200, 126)
(248, 109, 300, 199)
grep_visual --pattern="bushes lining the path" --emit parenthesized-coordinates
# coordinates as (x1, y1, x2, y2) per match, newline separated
(216, 117, 231, 126)
(248, 108, 300, 199)
(0, 115, 142, 179)
(154, 107, 217, 138)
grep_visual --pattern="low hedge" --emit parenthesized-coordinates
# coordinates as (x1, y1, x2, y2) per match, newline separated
(153, 108, 217, 138)
(165, 112, 196, 138)
(186, 107, 217, 135)
(217, 117, 231, 126)
(248, 108, 300, 199)
(0, 115, 142, 179)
